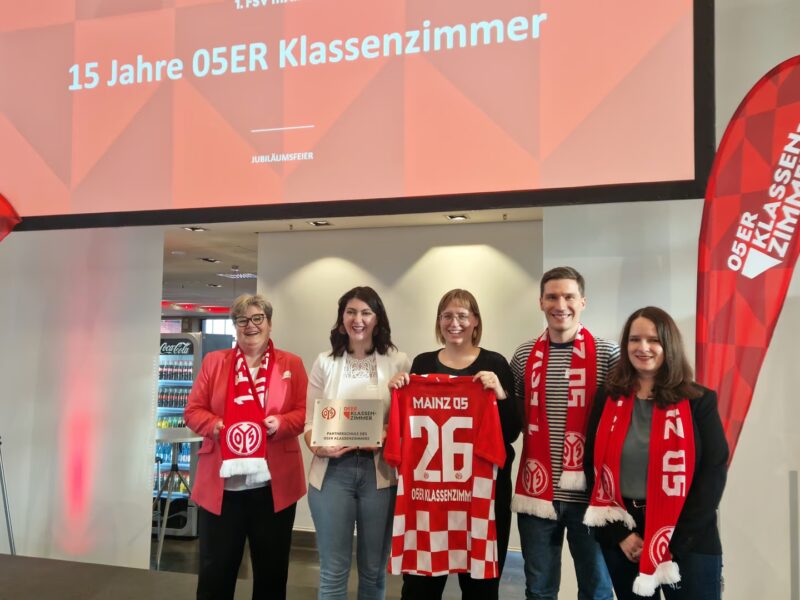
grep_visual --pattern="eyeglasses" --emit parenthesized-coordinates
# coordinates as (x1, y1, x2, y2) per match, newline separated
(234, 314, 267, 328)
(439, 312, 472, 324)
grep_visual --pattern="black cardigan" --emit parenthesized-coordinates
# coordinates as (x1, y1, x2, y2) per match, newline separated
(584, 386, 729, 556)
(410, 349, 521, 458)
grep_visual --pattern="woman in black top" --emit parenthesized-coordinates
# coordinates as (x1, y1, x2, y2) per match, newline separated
(584, 306, 728, 599)
(389, 289, 521, 600)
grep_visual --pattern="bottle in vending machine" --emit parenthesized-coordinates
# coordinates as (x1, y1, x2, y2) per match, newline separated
(156, 332, 231, 537)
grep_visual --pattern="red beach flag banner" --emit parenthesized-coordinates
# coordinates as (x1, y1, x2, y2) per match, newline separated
(0, 193, 21, 243)
(696, 55, 800, 461)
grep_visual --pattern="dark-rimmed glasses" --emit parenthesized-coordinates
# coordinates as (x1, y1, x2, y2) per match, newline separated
(234, 314, 267, 328)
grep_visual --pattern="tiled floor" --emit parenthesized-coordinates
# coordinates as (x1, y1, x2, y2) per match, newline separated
(152, 534, 527, 599)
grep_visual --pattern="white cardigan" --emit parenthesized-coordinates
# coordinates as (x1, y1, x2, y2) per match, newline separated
(305, 349, 411, 490)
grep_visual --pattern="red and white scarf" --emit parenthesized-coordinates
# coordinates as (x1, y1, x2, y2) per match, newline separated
(584, 394, 696, 597)
(512, 326, 597, 519)
(219, 340, 275, 484)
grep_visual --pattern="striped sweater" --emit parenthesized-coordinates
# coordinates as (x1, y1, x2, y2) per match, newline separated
(510, 335, 619, 503)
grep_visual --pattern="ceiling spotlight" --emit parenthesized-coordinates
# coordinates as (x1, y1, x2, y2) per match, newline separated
(207, 283, 223, 288)
(217, 272, 257, 280)
(199, 257, 221, 263)
(446, 215, 469, 222)
(182, 226, 207, 232)
(307, 220, 331, 227)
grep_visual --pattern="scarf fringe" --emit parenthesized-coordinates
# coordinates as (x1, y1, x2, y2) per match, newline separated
(558, 470, 586, 491)
(511, 494, 557, 519)
(655, 560, 681, 585)
(583, 505, 636, 530)
(245, 468, 271, 485)
(219, 457, 268, 479)
(632, 560, 681, 597)
(632, 572, 658, 597)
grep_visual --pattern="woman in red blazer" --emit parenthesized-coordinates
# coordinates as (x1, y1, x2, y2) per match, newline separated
(185, 294, 308, 600)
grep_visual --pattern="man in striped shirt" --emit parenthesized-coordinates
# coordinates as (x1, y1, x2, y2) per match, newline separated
(510, 266, 618, 600)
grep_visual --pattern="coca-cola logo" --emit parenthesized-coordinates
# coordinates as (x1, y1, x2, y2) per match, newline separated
(226, 422, 263, 456)
(161, 341, 193, 355)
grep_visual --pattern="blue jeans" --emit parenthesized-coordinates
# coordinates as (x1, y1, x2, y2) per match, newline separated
(518, 501, 613, 600)
(308, 451, 396, 600)
(602, 544, 722, 600)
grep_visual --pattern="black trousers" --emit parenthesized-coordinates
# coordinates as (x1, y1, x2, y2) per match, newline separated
(399, 463, 512, 600)
(401, 572, 497, 600)
(495, 459, 513, 576)
(197, 486, 296, 600)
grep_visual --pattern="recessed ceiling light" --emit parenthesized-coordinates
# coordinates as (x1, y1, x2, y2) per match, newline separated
(446, 215, 469, 222)
(207, 283, 223, 288)
(182, 226, 207, 232)
(199, 257, 221, 263)
(307, 220, 331, 227)
(217, 272, 257, 280)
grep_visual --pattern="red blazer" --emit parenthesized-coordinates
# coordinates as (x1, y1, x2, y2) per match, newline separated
(184, 347, 308, 514)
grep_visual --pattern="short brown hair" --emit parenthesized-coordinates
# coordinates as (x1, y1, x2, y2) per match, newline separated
(230, 294, 273, 322)
(540, 266, 585, 297)
(435, 289, 482, 346)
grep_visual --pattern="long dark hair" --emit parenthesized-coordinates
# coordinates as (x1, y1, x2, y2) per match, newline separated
(606, 306, 703, 406)
(329, 286, 397, 358)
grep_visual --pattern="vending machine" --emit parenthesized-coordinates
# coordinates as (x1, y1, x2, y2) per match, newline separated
(153, 332, 231, 537)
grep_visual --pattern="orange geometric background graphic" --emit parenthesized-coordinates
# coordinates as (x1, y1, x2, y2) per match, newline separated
(0, 0, 695, 217)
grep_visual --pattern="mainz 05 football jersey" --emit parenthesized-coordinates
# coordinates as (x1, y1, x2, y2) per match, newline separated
(384, 374, 507, 578)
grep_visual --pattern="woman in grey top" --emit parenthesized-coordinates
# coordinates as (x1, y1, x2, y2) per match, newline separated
(583, 307, 728, 599)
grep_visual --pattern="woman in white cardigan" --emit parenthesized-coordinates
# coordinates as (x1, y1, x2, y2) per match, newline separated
(304, 286, 410, 600)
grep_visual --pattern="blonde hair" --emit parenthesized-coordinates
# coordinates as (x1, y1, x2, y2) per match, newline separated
(230, 294, 273, 322)
(435, 289, 482, 345)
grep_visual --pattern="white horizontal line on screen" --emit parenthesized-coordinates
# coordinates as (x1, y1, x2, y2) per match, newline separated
(250, 125, 315, 133)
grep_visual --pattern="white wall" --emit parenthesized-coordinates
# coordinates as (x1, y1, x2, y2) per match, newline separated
(257, 221, 544, 548)
(543, 199, 702, 345)
(0, 227, 164, 568)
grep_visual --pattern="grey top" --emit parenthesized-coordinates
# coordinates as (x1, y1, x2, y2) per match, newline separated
(620, 398, 654, 499)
